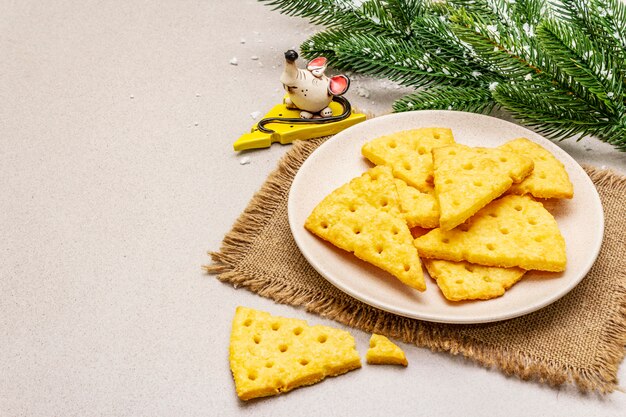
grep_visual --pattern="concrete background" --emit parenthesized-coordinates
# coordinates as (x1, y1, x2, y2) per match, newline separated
(1, 1, 625, 416)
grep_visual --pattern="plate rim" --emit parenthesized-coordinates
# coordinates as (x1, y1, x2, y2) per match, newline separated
(287, 110, 604, 324)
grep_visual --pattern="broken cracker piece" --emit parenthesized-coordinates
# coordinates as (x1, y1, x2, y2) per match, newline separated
(366, 334, 408, 366)
(229, 306, 361, 400)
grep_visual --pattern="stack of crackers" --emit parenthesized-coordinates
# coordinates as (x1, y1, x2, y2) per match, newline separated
(305, 128, 573, 301)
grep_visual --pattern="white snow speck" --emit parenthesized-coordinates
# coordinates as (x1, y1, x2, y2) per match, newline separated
(251, 55, 259, 60)
(522, 23, 534, 37)
(489, 82, 499, 91)
(196, 93, 201, 97)
(240, 157, 251, 165)
(240, 38, 246, 44)
(524, 73, 533, 81)
(607, 92, 615, 98)
(471, 71, 482, 77)
(250, 111, 262, 120)
(194, 122, 199, 126)
(229, 57, 238, 66)
(130, 95, 134, 99)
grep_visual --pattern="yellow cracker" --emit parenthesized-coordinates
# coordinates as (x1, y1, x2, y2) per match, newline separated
(361, 127, 455, 192)
(394, 178, 439, 229)
(499, 138, 574, 199)
(423, 259, 526, 301)
(414, 195, 566, 272)
(229, 307, 361, 400)
(432, 144, 534, 230)
(366, 334, 408, 366)
(305, 168, 425, 291)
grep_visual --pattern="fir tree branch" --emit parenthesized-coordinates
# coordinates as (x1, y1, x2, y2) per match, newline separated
(257, 0, 354, 27)
(550, 0, 626, 59)
(536, 19, 624, 114)
(393, 85, 496, 113)
(259, 0, 626, 151)
(492, 81, 615, 141)
(301, 28, 491, 88)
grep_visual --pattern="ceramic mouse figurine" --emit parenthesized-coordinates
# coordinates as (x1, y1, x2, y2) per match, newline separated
(280, 50, 350, 119)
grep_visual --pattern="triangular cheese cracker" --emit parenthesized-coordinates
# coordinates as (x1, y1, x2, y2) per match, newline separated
(229, 307, 361, 400)
(499, 138, 574, 199)
(366, 334, 408, 366)
(423, 259, 526, 301)
(305, 167, 425, 291)
(432, 144, 534, 230)
(414, 195, 566, 271)
(361, 127, 455, 192)
(394, 178, 439, 229)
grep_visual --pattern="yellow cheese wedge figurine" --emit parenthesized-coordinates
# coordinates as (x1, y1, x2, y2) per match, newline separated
(366, 334, 408, 366)
(233, 50, 365, 151)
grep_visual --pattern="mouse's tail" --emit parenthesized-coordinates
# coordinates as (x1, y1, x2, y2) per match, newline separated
(256, 96, 352, 134)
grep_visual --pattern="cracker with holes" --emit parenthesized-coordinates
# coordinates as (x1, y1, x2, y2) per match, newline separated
(305, 166, 425, 291)
(361, 127, 455, 192)
(432, 144, 534, 231)
(366, 334, 408, 366)
(229, 306, 361, 401)
(394, 178, 440, 229)
(499, 138, 574, 199)
(423, 259, 526, 301)
(414, 195, 566, 271)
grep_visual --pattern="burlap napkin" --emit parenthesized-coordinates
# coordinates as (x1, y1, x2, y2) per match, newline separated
(206, 136, 626, 393)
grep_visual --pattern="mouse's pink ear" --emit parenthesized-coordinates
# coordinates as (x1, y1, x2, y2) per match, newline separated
(307, 56, 327, 71)
(328, 75, 350, 96)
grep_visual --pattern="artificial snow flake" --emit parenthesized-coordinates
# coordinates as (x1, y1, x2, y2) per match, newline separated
(524, 73, 533, 81)
(489, 82, 499, 91)
(522, 23, 534, 37)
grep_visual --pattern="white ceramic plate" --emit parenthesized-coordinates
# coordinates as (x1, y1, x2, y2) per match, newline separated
(288, 111, 604, 324)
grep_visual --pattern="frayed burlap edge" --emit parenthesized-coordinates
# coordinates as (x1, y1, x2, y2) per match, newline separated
(204, 138, 626, 394)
